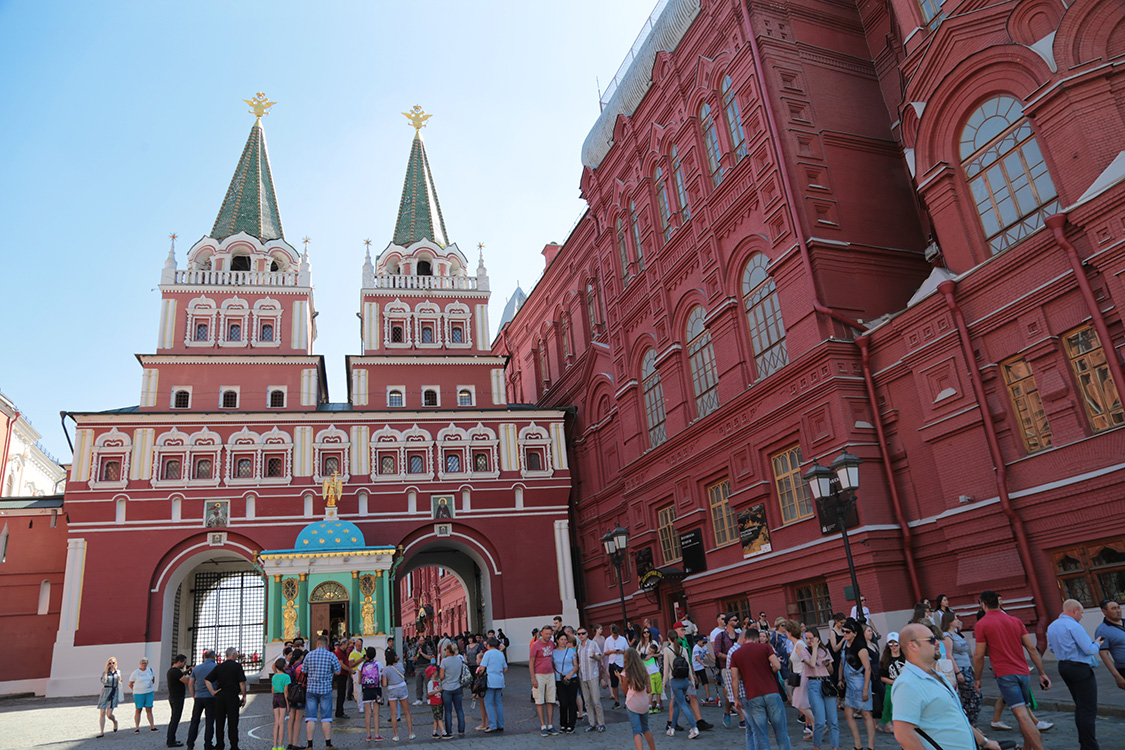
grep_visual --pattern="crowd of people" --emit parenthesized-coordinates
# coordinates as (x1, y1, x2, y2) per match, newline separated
(91, 592, 1125, 750)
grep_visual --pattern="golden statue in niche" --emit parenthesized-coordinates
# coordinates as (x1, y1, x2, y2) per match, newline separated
(323, 471, 342, 508)
(361, 598, 376, 635)
(283, 601, 298, 640)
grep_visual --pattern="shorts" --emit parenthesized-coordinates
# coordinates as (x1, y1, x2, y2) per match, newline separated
(534, 673, 557, 704)
(648, 673, 662, 696)
(627, 708, 650, 736)
(431, 705, 444, 721)
(305, 691, 332, 722)
(694, 668, 708, 685)
(133, 692, 154, 709)
(608, 663, 622, 688)
(272, 693, 287, 709)
(386, 683, 409, 702)
(996, 674, 1032, 708)
(361, 686, 382, 704)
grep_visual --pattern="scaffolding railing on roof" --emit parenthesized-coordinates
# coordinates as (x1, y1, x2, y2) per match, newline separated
(599, 0, 669, 109)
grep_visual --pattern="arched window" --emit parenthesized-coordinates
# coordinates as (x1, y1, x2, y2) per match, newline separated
(526, 451, 543, 471)
(236, 458, 253, 478)
(409, 455, 424, 474)
(742, 254, 789, 379)
(269, 390, 285, 408)
(417, 259, 432, 275)
(388, 389, 404, 407)
(423, 389, 438, 406)
(421, 325, 434, 343)
(671, 145, 690, 222)
(266, 457, 283, 477)
(960, 96, 1059, 254)
(458, 389, 472, 407)
(445, 454, 461, 473)
(653, 166, 672, 242)
(615, 217, 630, 280)
(260, 322, 274, 342)
(221, 390, 238, 409)
(450, 327, 464, 343)
(380, 455, 396, 475)
(721, 76, 747, 161)
(686, 307, 720, 418)
(629, 200, 645, 270)
(100, 460, 121, 482)
(391, 324, 404, 343)
(641, 349, 667, 448)
(162, 459, 181, 480)
(194, 322, 209, 341)
(700, 102, 724, 187)
(474, 452, 489, 472)
(230, 255, 251, 271)
(193, 458, 212, 479)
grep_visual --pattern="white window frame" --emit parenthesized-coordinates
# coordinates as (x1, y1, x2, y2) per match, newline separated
(267, 386, 287, 409)
(89, 429, 130, 490)
(251, 299, 283, 349)
(184, 297, 217, 348)
(421, 386, 441, 407)
(170, 386, 193, 410)
(219, 386, 240, 410)
(312, 426, 351, 482)
(386, 386, 406, 408)
(456, 386, 475, 407)
(518, 423, 553, 479)
(217, 299, 250, 349)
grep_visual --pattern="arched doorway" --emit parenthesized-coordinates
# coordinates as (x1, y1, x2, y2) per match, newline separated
(309, 580, 350, 642)
(397, 536, 495, 638)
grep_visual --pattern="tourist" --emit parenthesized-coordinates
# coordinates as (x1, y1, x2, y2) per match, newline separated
(284, 649, 306, 749)
(270, 658, 291, 750)
(425, 665, 446, 738)
(756, 612, 770, 632)
(783, 620, 814, 740)
(715, 614, 740, 727)
(940, 613, 981, 725)
(800, 629, 838, 750)
(838, 618, 875, 750)
(575, 626, 605, 732)
(358, 647, 383, 742)
(825, 613, 847, 682)
(620, 648, 656, 750)
(892, 623, 1002, 750)
(414, 636, 434, 705)
(661, 623, 699, 739)
(878, 633, 905, 732)
(478, 636, 507, 732)
(1095, 598, 1125, 690)
(529, 624, 558, 735)
(438, 642, 466, 738)
(932, 594, 954, 630)
(333, 639, 353, 719)
(166, 654, 190, 747)
(96, 656, 121, 737)
(302, 635, 341, 749)
(642, 642, 663, 713)
(129, 657, 158, 734)
(730, 626, 790, 750)
(972, 590, 1051, 750)
(1047, 599, 1103, 750)
(636, 625, 655, 662)
(849, 597, 871, 622)
(186, 650, 216, 750)
(691, 635, 712, 703)
(348, 638, 366, 712)
(553, 631, 579, 733)
(604, 623, 628, 708)
(383, 648, 415, 741)
(205, 648, 247, 750)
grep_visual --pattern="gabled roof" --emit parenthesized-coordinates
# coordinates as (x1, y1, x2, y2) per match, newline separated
(211, 121, 284, 241)
(393, 133, 449, 247)
(498, 284, 527, 329)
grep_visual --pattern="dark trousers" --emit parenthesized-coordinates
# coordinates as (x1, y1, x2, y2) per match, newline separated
(334, 673, 350, 716)
(1058, 661, 1099, 750)
(213, 694, 240, 750)
(167, 695, 185, 745)
(186, 696, 215, 749)
(557, 679, 580, 731)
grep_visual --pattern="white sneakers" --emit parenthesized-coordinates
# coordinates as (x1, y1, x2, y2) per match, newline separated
(666, 727, 675, 737)
(990, 721, 1013, 730)
(1036, 721, 1054, 731)
(688, 727, 700, 739)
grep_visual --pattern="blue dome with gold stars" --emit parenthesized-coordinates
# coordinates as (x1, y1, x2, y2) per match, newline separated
(295, 517, 366, 551)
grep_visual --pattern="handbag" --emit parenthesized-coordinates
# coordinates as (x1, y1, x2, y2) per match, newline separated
(458, 658, 473, 689)
(787, 672, 801, 687)
(819, 678, 840, 698)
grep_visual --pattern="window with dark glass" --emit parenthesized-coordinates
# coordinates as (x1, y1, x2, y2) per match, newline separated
(266, 457, 283, 477)
(195, 323, 209, 341)
(616, 217, 630, 280)
(100, 460, 121, 482)
(641, 349, 667, 448)
(686, 307, 719, 418)
(260, 322, 274, 342)
(173, 390, 190, 409)
(236, 457, 253, 478)
(793, 580, 833, 626)
(445, 454, 461, 473)
(423, 389, 438, 406)
(450, 325, 464, 343)
(421, 325, 434, 343)
(474, 452, 489, 472)
(526, 451, 543, 471)
(1051, 537, 1125, 607)
(162, 459, 181, 480)
(742, 254, 789, 379)
(408, 454, 424, 474)
(671, 145, 690, 222)
(228, 323, 241, 342)
(380, 455, 396, 475)
(721, 76, 747, 161)
(458, 390, 472, 407)
(269, 390, 285, 408)
(629, 200, 645, 270)
(700, 102, 724, 187)
(221, 391, 238, 409)
(322, 455, 340, 476)
(194, 458, 213, 479)
(654, 166, 672, 242)
(391, 325, 404, 343)
(388, 390, 404, 407)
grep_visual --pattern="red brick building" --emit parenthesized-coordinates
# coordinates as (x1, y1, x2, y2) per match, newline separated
(399, 565, 471, 638)
(495, 0, 1125, 640)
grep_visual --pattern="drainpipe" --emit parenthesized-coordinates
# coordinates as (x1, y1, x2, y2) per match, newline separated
(1046, 214, 1125, 396)
(1, 409, 18, 493)
(738, 6, 866, 334)
(855, 337, 922, 601)
(938, 279, 1051, 647)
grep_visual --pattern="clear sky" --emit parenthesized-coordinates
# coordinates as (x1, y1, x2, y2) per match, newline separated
(0, 0, 657, 460)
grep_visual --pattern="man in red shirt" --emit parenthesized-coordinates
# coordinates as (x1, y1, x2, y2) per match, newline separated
(528, 625, 557, 736)
(334, 638, 354, 718)
(730, 628, 790, 750)
(971, 591, 1051, 750)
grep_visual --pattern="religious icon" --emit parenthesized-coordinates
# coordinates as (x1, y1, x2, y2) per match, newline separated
(208, 532, 226, 547)
(432, 495, 454, 520)
(738, 503, 773, 558)
(362, 599, 376, 635)
(205, 501, 229, 528)
(435, 524, 451, 538)
(283, 601, 298, 641)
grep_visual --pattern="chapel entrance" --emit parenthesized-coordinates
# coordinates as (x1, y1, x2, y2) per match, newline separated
(309, 581, 350, 641)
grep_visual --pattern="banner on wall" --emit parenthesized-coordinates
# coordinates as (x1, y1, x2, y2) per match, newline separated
(737, 503, 772, 558)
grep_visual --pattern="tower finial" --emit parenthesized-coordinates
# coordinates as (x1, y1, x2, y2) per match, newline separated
(402, 105, 432, 133)
(244, 92, 276, 123)
(302, 236, 311, 257)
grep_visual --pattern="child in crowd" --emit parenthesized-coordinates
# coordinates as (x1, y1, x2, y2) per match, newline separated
(643, 644, 663, 713)
(270, 658, 290, 750)
(426, 665, 446, 738)
(621, 649, 656, 750)
(691, 636, 712, 704)
(359, 647, 383, 742)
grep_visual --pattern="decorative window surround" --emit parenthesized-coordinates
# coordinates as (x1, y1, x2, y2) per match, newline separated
(267, 386, 287, 409)
(436, 424, 470, 481)
(184, 297, 218, 348)
(312, 425, 351, 482)
(444, 302, 473, 349)
(384, 300, 413, 348)
(89, 429, 131, 490)
(415, 302, 442, 348)
(217, 298, 250, 348)
(251, 298, 283, 348)
(457, 386, 475, 407)
(518, 422, 553, 478)
(369, 424, 434, 482)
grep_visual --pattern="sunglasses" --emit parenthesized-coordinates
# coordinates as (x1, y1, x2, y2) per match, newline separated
(841, 629, 854, 634)
(911, 636, 939, 645)
(577, 631, 587, 635)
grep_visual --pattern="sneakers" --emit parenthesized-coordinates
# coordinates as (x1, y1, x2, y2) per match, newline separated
(1036, 721, 1054, 731)
(990, 721, 1013, 731)
(597, 725, 606, 732)
(408, 734, 416, 740)
(666, 727, 676, 737)
(585, 726, 597, 733)
(540, 726, 549, 737)
(739, 721, 746, 729)
(697, 719, 713, 731)
(722, 714, 731, 728)
(549, 725, 559, 735)
(688, 727, 700, 739)
(412, 700, 423, 706)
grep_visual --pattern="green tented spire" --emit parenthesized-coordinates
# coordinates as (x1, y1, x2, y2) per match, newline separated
(211, 120, 284, 242)
(393, 132, 449, 247)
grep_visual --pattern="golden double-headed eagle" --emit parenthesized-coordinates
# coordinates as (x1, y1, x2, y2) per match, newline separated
(245, 92, 276, 119)
(403, 105, 432, 131)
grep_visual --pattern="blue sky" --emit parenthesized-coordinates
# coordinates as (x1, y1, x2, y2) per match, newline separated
(0, 0, 656, 459)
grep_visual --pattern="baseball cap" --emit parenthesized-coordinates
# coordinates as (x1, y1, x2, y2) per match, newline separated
(886, 632, 900, 643)
(673, 621, 685, 629)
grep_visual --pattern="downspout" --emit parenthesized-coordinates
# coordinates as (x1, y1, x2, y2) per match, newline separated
(1, 409, 18, 492)
(855, 337, 922, 601)
(1046, 214, 1125, 395)
(738, 5, 866, 334)
(938, 280, 1051, 647)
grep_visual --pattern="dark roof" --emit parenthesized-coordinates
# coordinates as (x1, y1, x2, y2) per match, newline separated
(211, 121, 284, 241)
(393, 133, 448, 247)
(0, 495, 64, 510)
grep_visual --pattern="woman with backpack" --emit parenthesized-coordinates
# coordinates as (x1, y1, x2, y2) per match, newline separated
(285, 649, 306, 749)
(661, 630, 700, 738)
(358, 647, 383, 742)
(437, 642, 468, 738)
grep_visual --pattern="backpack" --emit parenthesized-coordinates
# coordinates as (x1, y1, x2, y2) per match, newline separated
(671, 644, 690, 679)
(458, 658, 473, 689)
(360, 661, 381, 687)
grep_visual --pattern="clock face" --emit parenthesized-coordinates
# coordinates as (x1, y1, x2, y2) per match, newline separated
(282, 578, 299, 601)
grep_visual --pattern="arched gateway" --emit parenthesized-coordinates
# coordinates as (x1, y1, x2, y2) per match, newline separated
(47, 106, 576, 696)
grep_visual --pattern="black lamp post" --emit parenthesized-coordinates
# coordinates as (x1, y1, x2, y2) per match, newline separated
(804, 450, 866, 625)
(601, 525, 630, 630)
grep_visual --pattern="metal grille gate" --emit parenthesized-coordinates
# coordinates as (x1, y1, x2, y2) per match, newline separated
(190, 571, 265, 671)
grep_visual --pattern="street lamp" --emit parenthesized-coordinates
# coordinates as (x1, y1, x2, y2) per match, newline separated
(601, 525, 630, 630)
(804, 450, 866, 625)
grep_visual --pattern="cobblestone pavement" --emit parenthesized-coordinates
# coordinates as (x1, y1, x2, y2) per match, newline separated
(2, 667, 1123, 750)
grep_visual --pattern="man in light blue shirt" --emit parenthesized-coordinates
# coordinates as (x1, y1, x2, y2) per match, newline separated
(1095, 598, 1125, 690)
(1046, 599, 1104, 750)
(892, 624, 1001, 750)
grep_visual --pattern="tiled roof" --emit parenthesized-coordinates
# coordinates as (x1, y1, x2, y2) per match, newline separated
(393, 133, 448, 247)
(211, 121, 284, 241)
